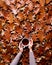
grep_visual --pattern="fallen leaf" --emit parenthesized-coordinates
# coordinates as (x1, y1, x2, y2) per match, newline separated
(39, 0, 45, 6)
(45, 0, 51, 4)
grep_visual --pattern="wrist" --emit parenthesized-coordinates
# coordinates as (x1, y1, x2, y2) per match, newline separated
(20, 49, 23, 53)
(29, 48, 32, 52)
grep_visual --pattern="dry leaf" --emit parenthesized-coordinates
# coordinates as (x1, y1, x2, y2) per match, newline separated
(17, 12, 24, 21)
(39, 0, 45, 6)
(2, 53, 11, 62)
(28, 2, 33, 11)
(6, 12, 14, 23)
(4, 30, 11, 40)
(45, 0, 51, 4)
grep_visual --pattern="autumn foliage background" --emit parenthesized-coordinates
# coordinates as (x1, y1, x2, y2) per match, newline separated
(0, 0, 52, 65)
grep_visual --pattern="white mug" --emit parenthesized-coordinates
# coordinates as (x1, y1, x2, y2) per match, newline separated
(19, 38, 30, 48)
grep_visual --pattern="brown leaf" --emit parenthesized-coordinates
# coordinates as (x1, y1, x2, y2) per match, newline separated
(0, 0, 7, 10)
(17, 12, 24, 21)
(37, 46, 44, 55)
(14, 18, 20, 26)
(13, 48, 17, 54)
(4, 30, 11, 40)
(32, 34, 38, 41)
(16, 26, 22, 34)
(45, 51, 52, 60)
(44, 42, 51, 50)
(0, 63, 5, 65)
(45, 0, 51, 4)
(37, 30, 45, 42)
(24, 32, 29, 38)
(11, 41, 17, 46)
(39, 0, 45, 6)
(28, 2, 33, 11)
(6, 46, 13, 54)
(2, 53, 11, 62)
(45, 31, 52, 40)
(28, 12, 34, 22)
(2, 42, 7, 48)
(7, 12, 14, 23)
(0, 46, 2, 53)
(0, 24, 2, 30)
(24, 7, 29, 14)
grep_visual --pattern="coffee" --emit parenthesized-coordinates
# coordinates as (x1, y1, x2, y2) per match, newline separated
(22, 38, 29, 45)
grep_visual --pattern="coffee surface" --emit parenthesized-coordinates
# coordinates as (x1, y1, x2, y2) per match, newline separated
(22, 39, 29, 45)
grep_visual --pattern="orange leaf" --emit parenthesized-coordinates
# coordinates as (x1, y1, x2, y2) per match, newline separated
(2, 53, 11, 62)
(45, 0, 51, 4)
(17, 12, 24, 21)
(28, 2, 33, 11)
(4, 30, 11, 40)
(39, 0, 45, 6)
(7, 12, 14, 23)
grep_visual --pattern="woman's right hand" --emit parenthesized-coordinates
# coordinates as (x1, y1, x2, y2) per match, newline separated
(19, 42, 23, 52)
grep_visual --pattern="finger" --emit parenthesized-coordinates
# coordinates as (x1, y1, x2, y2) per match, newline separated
(29, 38, 33, 45)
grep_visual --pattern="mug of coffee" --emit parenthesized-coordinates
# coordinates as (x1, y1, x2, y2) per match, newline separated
(20, 38, 29, 48)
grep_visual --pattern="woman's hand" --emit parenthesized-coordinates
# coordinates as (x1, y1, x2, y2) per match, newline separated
(28, 38, 33, 51)
(19, 42, 23, 52)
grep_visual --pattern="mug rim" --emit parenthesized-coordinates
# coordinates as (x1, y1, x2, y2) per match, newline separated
(20, 38, 29, 48)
